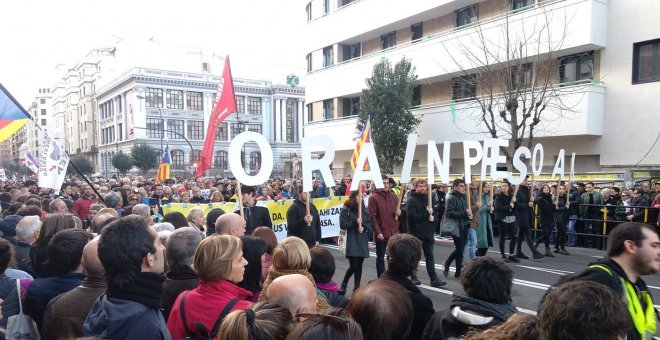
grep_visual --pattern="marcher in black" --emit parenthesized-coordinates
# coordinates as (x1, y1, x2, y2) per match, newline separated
(442, 179, 472, 279)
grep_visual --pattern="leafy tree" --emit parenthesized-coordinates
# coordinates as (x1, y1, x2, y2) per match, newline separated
(358, 57, 421, 174)
(131, 143, 159, 174)
(112, 151, 133, 176)
(67, 155, 95, 176)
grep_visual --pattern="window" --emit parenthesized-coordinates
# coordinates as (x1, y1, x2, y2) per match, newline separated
(250, 152, 261, 171)
(117, 95, 123, 113)
(168, 119, 184, 139)
(559, 52, 594, 84)
(41, 119, 46, 126)
(247, 97, 262, 115)
(306, 54, 312, 73)
(342, 43, 361, 62)
(412, 85, 421, 107)
(340, 0, 354, 5)
(190, 150, 201, 164)
(323, 46, 334, 67)
(306, 2, 312, 22)
(381, 31, 396, 49)
(455, 4, 478, 27)
(342, 97, 360, 117)
(236, 96, 245, 113)
(512, 0, 535, 10)
(166, 90, 184, 109)
(247, 124, 263, 134)
(633, 39, 660, 84)
(512, 63, 534, 88)
(230, 123, 242, 138)
(307, 103, 314, 122)
(187, 120, 204, 140)
(118, 123, 123, 141)
(286, 100, 297, 142)
(214, 151, 228, 170)
(145, 88, 163, 108)
(411, 22, 423, 42)
(171, 150, 185, 170)
(452, 75, 477, 100)
(146, 118, 164, 138)
(40, 99, 45, 104)
(40, 109, 46, 115)
(323, 99, 334, 120)
(216, 123, 228, 141)
(187, 91, 203, 111)
(323, 0, 329, 14)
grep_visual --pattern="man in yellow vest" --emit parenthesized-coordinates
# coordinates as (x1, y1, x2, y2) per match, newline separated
(572, 222, 659, 340)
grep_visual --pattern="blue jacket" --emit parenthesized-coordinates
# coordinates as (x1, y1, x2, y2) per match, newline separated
(25, 272, 84, 329)
(0, 215, 22, 238)
(84, 293, 171, 340)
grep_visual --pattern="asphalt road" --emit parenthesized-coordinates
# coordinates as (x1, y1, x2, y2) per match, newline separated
(322, 237, 660, 316)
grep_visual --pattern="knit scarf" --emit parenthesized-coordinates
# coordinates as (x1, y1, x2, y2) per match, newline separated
(258, 267, 331, 311)
(107, 272, 165, 309)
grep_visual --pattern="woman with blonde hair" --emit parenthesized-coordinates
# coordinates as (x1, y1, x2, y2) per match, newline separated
(167, 235, 251, 339)
(218, 301, 294, 340)
(258, 236, 331, 311)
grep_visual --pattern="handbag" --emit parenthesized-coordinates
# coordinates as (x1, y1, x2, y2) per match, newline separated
(338, 229, 347, 255)
(441, 214, 460, 237)
(6, 279, 40, 340)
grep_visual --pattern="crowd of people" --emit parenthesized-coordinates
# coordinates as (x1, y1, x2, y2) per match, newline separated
(0, 173, 655, 339)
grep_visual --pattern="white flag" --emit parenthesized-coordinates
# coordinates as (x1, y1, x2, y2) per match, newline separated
(25, 152, 39, 174)
(38, 131, 69, 194)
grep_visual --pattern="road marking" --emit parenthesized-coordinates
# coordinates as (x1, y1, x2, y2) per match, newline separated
(323, 244, 660, 292)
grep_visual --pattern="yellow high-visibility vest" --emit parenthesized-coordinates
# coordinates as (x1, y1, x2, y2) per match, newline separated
(589, 264, 657, 340)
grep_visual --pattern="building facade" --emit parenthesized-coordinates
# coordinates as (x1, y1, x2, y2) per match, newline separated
(95, 67, 305, 178)
(24, 87, 53, 159)
(303, 0, 660, 179)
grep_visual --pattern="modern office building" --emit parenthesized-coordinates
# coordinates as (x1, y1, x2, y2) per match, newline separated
(95, 67, 305, 178)
(303, 0, 660, 181)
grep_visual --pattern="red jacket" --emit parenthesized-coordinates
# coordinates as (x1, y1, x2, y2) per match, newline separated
(167, 280, 251, 339)
(368, 189, 399, 241)
(73, 196, 96, 221)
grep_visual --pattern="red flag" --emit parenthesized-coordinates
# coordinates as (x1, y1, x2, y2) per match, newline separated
(197, 56, 237, 177)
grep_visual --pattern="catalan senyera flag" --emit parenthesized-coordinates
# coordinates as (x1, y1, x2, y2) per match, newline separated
(156, 145, 172, 184)
(197, 56, 237, 177)
(350, 115, 372, 171)
(0, 84, 32, 144)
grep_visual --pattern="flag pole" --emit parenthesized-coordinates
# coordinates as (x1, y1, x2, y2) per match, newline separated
(357, 182, 363, 231)
(395, 182, 405, 221)
(235, 180, 244, 218)
(68, 159, 106, 206)
(306, 192, 311, 227)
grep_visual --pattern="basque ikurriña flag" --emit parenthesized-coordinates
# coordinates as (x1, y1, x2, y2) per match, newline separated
(350, 115, 372, 171)
(196, 56, 237, 177)
(155, 145, 171, 184)
(0, 84, 32, 144)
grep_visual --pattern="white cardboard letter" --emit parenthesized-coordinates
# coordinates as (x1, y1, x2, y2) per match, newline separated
(428, 141, 451, 184)
(399, 134, 418, 184)
(463, 141, 483, 183)
(301, 135, 336, 192)
(228, 132, 274, 185)
(481, 139, 509, 180)
(531, 143, 544, 177)
(351, 143, 384, 190)
(510, 147, 531, 185)
(551, 149, 566, 180)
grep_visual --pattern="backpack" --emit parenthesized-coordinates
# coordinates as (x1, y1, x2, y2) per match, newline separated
(178, 291, 240, 340)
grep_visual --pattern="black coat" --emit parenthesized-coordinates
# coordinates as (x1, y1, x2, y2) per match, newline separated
(445, 191, 469, 229)
(514, 185, 532, 227)
(235, 205, 273, 235)
(339, 206, 370, 258)
(494, 194, 515, 222)
(407, 192, 436, 239)
(287, 199, 321, 247)
(422, 294, 517, 340)
(161, 267, 199, 321)
(381, 271, 435, 340)
(536, 193, 556, 228)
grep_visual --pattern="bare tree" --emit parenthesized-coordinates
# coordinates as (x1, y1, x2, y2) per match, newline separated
(443, 3, 584, 163)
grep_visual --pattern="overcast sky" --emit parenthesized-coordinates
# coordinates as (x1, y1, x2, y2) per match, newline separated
(0, 0, 307, 106)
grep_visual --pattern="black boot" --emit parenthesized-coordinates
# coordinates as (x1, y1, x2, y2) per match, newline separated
(338, 282, 347, 296)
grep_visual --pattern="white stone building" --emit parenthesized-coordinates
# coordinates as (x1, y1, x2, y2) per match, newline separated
(303, 0, 660, 181)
